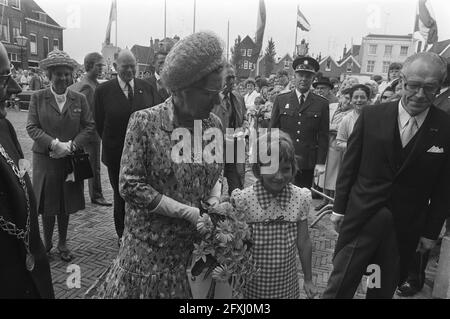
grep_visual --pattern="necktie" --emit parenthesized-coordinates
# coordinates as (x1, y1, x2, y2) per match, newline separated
(126, 82, 134, 105)
(401, 117, 418, 147)
(300, 94, 305, 105)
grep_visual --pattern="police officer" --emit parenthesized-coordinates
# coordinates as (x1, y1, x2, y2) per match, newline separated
(270, 56, 329, 188)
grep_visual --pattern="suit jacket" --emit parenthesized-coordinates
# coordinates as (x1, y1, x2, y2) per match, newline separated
(69, 77, 99, 143)
(145, 74, 170, 106)
(29, 75, 42, 91)
(333, 102, 450, 259)
(0, 119, 54, 298)
(94, 77, 156, 167)
(212, 90, 246, 130)
(435, 89, 450, 115)
(26, 88, 95, 155)
(270, 90, 329, 169)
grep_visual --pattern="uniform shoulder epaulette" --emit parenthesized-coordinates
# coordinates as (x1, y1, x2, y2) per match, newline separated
(310, 92, 328, 101)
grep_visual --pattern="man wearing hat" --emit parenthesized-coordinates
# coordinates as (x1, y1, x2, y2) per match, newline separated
(94, 50, 156, 241)
(313, 77, 339, 103)
(270, 56, 329, 188)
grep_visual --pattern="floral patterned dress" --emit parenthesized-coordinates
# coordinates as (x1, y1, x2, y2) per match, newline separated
(97, 98, 223, 299)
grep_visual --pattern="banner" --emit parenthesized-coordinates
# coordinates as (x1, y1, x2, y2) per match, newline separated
(105, 0, 117, 45)
(414, 0, 438, 45)
(297, 6, 311, 32)
(254, 0, 266, 58)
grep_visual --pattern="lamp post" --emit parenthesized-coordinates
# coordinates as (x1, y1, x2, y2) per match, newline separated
(15, 35, 28, 70)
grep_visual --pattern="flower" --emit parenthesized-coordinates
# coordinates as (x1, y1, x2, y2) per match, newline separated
(197, 214, 213, 235)
(212, 264, 232, 281)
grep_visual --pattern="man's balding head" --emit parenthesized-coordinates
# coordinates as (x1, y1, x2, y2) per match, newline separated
(402, 52, 447, 84)
(114, 50, 136, 82)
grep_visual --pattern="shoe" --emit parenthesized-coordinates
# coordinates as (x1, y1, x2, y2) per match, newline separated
(396, 281, 420, 297)
(57, 247, 74, 262)
(315, 201, 329, 211)
(92, 198, 112, 206)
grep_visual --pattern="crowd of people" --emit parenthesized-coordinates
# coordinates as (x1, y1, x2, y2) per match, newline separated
(1, 29, 450, 299)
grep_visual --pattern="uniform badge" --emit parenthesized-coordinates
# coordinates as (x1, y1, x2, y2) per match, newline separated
(285, 104, 290, 109)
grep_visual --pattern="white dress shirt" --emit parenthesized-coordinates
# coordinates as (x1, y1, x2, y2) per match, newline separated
(50, 86, 68, 112)
(117, 75, 135, 98)
(295, 89, 309, 104)
(332, 100, 430, 217)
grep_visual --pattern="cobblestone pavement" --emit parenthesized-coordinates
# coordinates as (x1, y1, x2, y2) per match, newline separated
(7, 109, 439, 299)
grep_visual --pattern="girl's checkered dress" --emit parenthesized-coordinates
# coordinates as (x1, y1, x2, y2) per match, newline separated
(231, 182, 311, 299)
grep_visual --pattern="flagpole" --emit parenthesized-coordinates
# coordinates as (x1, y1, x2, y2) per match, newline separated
(294, 5, 298, 57)
(193, 0, 196, 33)
(164, 0, 167, 38)
(227, 20, 230, 62)
(115, 0, 118, 48)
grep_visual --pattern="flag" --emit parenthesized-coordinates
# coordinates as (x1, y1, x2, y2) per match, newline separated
(414, 0, 438, 45)
(105, 0, 117, 45)
(254, 0, 266, 58)
(297, 6, 311, 32)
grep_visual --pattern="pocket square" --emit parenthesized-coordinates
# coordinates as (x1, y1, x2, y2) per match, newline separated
(285, 104, 290, 109)
(427, 146, 444, 153)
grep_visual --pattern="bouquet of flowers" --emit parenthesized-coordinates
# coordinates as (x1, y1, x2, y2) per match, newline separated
(191, 200, 258, 298)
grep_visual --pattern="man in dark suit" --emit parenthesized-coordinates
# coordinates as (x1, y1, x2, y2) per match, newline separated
(0, 42, 54, 298)
(396, 61, 450, 297)
(323, 52, 450, 299)
(270, 56, 329, 188)
(94, 49, 156, 240)
(70, 52, 111, 207)
(145, 50, 170, 105)
(212, 63, 247, 194)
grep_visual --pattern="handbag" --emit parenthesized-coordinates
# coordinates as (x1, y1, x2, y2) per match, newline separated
(69, 149, 93, 182)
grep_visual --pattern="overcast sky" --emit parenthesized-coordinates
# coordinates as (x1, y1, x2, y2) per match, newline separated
(35, 0, 450, 63)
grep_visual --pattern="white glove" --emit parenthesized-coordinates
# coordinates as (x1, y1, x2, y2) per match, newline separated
(151, 195, 200, 225)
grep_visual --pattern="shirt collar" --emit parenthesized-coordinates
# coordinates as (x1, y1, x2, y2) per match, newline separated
(118, 75, 134, 90)
(155, 72, 161, 81)
(50, 85, 68, 99)
(398, 99, 429, 129)
(253, 180, 292, 210)
(295, 89, 309, 101)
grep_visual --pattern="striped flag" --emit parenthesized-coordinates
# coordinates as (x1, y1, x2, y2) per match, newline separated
(254, 0, 266, 58)
(297, 6, 311, 32)
(105, 0, 117, 45)
(414, 0, 438, 45)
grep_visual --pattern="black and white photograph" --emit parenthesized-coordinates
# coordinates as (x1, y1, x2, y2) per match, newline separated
(0, 0, 449, 302)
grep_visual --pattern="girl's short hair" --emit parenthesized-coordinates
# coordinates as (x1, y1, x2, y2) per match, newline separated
(252, 130, 299, 180)
(349, 84, 371, 99)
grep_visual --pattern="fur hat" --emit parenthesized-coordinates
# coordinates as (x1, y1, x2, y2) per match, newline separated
(40, 50, 78, 71)
(161, 31, 224, 91)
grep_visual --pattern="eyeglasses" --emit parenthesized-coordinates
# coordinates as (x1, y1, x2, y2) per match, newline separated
(0, 73, 11, 87)
(401, 76, 440, 95)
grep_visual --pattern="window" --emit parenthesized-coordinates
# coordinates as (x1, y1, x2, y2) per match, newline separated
(325, 58, 331, 71)
(247, 49, 252, 57)
(368, 44, 377, 55)
(8, 0, 20, 9)
(384, 45, 393, 56)
(382, 61, 390, 74)
(53, 38, 59, 51)
(346, 61, 353, 72)
(243, 60, 248, 70)
(30, 34, 37, 54)
(0, 22, 9, 42)
(240, 49, 246, 56)
(12, 27, 20, 44)
(38, 13, 47, 23)
(400, 46, 408, 56)
(284, 60, 290, 68)
(8, 53, 18, 61)
(43, 37, 49, 58)
(366, 60, 375, 73)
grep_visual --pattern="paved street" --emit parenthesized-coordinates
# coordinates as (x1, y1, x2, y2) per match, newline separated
(6, 109, 439, 299)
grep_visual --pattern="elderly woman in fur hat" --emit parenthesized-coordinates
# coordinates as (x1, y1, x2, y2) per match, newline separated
(26, 50, 95, 262)
(97, 31, 224, 299)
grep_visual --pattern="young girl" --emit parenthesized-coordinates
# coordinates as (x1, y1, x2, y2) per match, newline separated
(231, 131, 317, 299)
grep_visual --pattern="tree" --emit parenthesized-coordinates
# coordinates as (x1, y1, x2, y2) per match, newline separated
(263, 38, 276, 77)
(231, 35, 242, 70)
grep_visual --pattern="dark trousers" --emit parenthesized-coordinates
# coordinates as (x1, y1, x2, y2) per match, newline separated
(323, 208, 400, 299)
(107, 163, 125, 239)
(294, 169, 314, 189)
(224, 163, 243, 196)
(85, 139, 104, 201)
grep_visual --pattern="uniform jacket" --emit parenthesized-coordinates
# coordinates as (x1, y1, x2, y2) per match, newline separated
(0, 119, 54, 298)
(94, 77, 156, 167)
(333, 102, 450, 259)
(26, 88, 95, 155)
(270, 90, 329, 169)
(145, 74, 170, 105)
